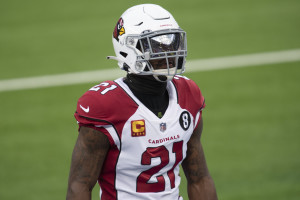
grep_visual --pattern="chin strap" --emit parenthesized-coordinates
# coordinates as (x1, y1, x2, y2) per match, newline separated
(153, 75, 174, 82)
(152, 68, 176, 82)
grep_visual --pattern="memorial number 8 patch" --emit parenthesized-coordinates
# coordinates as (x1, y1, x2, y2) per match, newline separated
(179, 111, 191, 131)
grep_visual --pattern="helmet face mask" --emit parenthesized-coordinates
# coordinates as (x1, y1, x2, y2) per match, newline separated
(108, 4, 187, 82)
(130, 29, 187, 80)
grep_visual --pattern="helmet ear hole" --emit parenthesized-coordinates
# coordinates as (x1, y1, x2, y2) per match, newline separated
(120, 52, 128, 58)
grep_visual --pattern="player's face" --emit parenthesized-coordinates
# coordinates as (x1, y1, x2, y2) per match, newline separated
(149, 58, 176, 70)
(139, 33, 181, 70)
(149, 34, 179, 70)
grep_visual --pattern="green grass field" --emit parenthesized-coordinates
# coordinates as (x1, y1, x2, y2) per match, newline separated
(1, 0, 300, 199)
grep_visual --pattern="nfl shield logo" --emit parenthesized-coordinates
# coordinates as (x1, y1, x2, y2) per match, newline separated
(160, 123, 167, 132)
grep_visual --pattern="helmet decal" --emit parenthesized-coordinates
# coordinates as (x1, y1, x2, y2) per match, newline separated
(113, 18, 125, 41)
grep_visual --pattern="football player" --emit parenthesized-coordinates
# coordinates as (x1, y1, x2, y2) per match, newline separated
(67, 4, 218, 200)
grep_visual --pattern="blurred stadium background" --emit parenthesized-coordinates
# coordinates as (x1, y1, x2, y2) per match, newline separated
(1, 0, 300, 199)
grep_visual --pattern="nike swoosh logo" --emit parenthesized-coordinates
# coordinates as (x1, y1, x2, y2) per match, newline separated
(80, 105, 89, 113)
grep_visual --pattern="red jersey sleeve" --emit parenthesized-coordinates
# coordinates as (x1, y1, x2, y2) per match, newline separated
(74, 80, 139, 141)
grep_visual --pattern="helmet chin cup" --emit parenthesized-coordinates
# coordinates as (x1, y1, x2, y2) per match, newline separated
(152, 68, 176, 82)
(153, 74, 174, 82)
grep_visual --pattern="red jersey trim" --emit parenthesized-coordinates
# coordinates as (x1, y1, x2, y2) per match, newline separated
(98, 144, 120, 200)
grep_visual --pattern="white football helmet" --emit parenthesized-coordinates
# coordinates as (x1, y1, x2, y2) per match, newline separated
(107, 4, 187, 81)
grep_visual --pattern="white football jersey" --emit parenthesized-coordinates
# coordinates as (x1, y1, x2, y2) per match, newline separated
(75, 75, 205, 200)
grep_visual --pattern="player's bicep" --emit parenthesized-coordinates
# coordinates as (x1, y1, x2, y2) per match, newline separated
(182, 118, 209, 183)
(68, 126, 110, 191)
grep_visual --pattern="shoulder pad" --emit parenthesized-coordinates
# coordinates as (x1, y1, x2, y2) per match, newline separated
(75, 80, 138, 125)
(172, 75, 205, 116)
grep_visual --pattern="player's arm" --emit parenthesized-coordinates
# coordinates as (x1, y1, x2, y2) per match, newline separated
(66, 126, 110, 200)
(181, 117, 218, 200)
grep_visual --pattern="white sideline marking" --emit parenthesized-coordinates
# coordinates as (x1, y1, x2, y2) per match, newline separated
(0, 49, 299, 92)
(186, 49, 300, 72)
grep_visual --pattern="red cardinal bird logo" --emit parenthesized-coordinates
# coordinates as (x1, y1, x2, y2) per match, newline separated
(113, 18, 125, 41)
